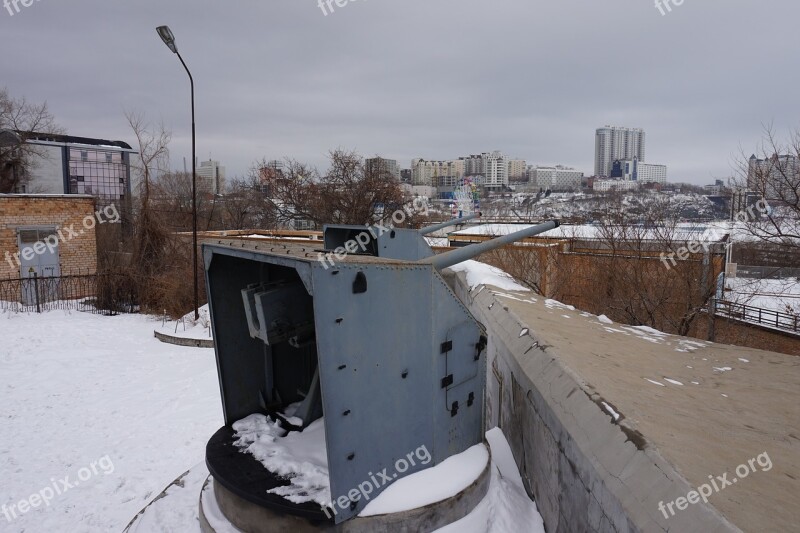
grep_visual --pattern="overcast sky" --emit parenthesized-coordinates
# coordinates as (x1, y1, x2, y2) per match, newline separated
(1, 0, 797, 183)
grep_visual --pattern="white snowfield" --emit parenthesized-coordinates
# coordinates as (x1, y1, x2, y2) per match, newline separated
(725, 277, 800, 315)
(0, 309, 223, 532)
(1, 307, 546, 532)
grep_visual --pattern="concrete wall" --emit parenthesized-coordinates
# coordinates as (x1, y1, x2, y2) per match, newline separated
(448, 271, 739, 533)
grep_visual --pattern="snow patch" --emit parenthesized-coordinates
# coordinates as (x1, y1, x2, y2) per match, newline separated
(232, 414, 330, 506)
(155, 304, 213, 341)
(545, 299, 575, 311)
(601, 402, 621, 421)
(448, 260, 530, 292)
(361, 444, 488, 517)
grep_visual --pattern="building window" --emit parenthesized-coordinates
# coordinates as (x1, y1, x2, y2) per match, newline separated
(68, 148, 128, 202)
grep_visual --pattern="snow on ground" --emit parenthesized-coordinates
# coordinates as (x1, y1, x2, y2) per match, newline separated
(0, 308, 222, 532)
(725, 277, 800, 315)
(155, 304, 213, 341)
(127, 463, 211, 533)
(448, 260, 530, 292)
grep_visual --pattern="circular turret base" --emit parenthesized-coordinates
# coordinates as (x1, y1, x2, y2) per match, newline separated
(199, 453, 491, 533)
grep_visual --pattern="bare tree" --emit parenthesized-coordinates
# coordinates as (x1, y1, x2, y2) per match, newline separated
(254, 149, 405, 228)
(222, 175, 276, 230)
(0, 88, 63, 193)
(734, 125, 800, 251)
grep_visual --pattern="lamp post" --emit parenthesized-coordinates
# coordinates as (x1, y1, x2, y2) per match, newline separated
(156, 25, 199, 320)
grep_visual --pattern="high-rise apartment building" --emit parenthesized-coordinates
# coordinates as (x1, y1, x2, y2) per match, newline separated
(507, 159, 527, 182)
(365, 157, 401, 181)
(197, 159, 226, 194)
(456, 152, 508, 190)
(482, 151, 508, 190)
(748, 154, 799, 200)
(411, 159, 465, 186)
(595, 126, 646, 177)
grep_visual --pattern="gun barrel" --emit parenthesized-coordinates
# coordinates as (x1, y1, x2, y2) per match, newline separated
(422, 220, 559, 271)
(418, 213, 481, 236)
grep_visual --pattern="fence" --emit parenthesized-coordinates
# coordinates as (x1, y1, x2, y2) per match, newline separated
(0, 272, 138, 314)
(734, 265, 800, 280)
(715, 300, 799, 335)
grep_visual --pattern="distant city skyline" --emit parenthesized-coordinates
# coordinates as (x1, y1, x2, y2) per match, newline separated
(2, 1, 796, 185)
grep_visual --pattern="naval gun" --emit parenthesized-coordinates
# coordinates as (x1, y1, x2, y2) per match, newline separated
(202, 216, 558, 526)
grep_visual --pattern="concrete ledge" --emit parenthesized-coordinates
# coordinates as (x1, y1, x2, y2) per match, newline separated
(154, 330, 214, 348)
(200, 447, 491, 533)
(450, 271, 743, 533)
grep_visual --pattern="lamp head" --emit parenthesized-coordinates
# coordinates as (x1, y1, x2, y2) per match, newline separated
(156, 25, 178, 54)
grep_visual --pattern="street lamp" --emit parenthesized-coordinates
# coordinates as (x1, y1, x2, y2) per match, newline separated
(156, 25, 199, 320)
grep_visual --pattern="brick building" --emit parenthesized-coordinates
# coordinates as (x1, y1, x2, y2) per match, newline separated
(0, 195, 99, 279)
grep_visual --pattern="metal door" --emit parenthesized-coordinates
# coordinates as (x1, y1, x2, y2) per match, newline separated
(18, 228, 60, 305)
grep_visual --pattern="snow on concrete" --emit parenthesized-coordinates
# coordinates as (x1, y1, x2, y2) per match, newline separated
(0, 309, 222, 531)
(601, 402, 621, 421)
(360, 444, 488, 517)
(448, 260, 530, 292)
(545, 299, 575, 311)
(155, 304, 213, 341)
(436, 428, 545, 533)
